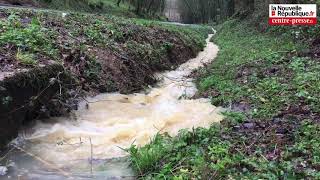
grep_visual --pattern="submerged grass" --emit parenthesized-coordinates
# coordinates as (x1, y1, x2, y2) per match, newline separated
(129, 20, 320, 179)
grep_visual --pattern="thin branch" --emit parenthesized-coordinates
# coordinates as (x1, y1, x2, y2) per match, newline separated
(11, 144, 72, 178)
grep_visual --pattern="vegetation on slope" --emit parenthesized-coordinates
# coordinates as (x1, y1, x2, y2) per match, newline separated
(1, 0, 166, 18)
(0, 8, 209, 92)
(128, 18, 320, 179)
(0, 8, 210, 147)
(35, 0, 136, 17)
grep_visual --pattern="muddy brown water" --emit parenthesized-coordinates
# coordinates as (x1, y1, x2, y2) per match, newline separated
(0, 32, 223, 179)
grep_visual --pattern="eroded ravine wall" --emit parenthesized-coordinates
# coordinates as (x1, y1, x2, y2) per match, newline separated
(0, 64, 75, 148)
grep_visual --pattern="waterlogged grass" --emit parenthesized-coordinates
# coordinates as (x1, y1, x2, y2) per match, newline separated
(129, 20, 320, 179)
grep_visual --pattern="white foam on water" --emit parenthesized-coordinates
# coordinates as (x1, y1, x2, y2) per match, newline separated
(5, 31, 222, 179)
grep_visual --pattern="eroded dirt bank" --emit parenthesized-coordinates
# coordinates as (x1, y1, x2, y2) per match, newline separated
(0, 0, 37, 6)
(0, 64, 77, 147)
(0, 8, 210, 149)
(2, 30, 222, 180)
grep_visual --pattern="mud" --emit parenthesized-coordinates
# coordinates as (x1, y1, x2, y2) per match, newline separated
(0, 64, 76, 148)
(1, 31, 222, 180)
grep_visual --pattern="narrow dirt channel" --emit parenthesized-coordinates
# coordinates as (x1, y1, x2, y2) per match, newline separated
(2, 31, 223, 180)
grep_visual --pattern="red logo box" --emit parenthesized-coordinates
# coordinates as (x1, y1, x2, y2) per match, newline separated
(269, 4, 317, 25)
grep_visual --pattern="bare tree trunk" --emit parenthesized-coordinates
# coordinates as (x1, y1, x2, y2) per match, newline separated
(136, 0, 142, 15)
(116, 0, 122, 7)
(147, 0, 155, 13)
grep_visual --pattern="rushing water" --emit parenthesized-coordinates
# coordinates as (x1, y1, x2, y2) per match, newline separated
(1, 32, 223, 179)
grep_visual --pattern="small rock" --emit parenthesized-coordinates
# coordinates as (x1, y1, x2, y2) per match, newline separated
(243, 123, 255, 129)
(0, 166, 8, 176)
(20, 18, 31, 25)
(62, 13, 68, 18)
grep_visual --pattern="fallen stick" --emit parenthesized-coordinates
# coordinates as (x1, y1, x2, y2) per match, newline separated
(11, 144, 73, 179)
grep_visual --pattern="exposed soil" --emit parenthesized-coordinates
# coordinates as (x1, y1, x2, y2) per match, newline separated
(0, 9, 201, 93)
(0, 64, 76, 147)
(0, 8, 208, 149)
(0, 0, 38, 6)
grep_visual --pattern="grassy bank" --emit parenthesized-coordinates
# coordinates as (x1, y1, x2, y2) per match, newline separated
(0, 8, 210, 93)
(129, 20, 320, 179)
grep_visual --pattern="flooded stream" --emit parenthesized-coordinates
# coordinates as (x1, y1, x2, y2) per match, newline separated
(1, 32, 223, 179)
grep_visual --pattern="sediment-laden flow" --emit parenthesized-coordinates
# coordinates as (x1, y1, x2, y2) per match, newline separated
(7, 32, 222, 179)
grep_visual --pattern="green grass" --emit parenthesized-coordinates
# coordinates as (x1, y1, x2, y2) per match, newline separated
(0, 7, 212, 150)
(0, 8, 210, 94)
(16, 49, 36, 65)
(199, 20, 297, 117)
(0, 14, 58, 58)
(0, 8, 210, 65)
(128, 20, 320, 179)
(200, 20, 320, 119)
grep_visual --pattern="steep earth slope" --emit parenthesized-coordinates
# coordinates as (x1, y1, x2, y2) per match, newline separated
(0, 8, 211, 148)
